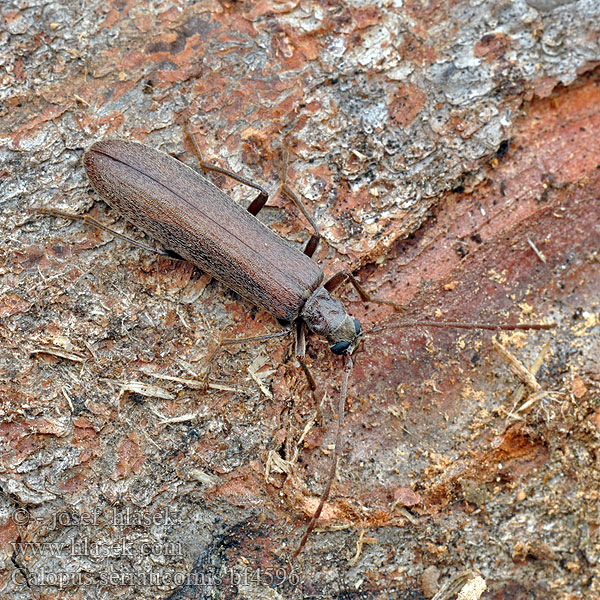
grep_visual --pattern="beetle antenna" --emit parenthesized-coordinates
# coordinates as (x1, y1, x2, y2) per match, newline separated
(291, 355, 353, 561)
(367, 319, 556, 335)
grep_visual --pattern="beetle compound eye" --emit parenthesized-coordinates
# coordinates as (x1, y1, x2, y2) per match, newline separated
(353, 318, 361, 335)
(330, 340, 351, 354)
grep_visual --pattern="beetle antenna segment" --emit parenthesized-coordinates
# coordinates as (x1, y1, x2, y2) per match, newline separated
(291, 355, 353, 561)
(367, 319, 556, 335)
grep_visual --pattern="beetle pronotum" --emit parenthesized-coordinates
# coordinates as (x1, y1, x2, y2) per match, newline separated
(43, 135, 554, 559)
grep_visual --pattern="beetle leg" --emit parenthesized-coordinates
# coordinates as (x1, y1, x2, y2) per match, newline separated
(324, 270, 404, 311)
(277, 150, 320, 258)
(185, 127, 269, 216)
(221, 329, 294, 345)
(35, 208, 182, 259)
(294, 322, 316, 390)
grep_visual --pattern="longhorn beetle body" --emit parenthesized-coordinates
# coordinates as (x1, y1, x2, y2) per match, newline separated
(84, 140, 362, 356)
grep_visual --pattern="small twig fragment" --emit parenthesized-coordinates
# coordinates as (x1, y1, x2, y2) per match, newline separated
(492, 339, 541, 391)
(30, 347, 86, 363)
(100, 378, 176, 400)
(527, 237, 547, 263)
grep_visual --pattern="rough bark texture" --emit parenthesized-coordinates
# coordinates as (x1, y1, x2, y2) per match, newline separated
(1, 1, 599, 599)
